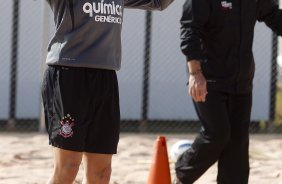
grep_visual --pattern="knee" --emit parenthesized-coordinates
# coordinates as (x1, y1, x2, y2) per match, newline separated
(100, 165, 112, 182)
(52, 162, 80, 184)
(202, 128, 231, 147)
(61, 162, 80, 174)
(86, 164, 112, 184)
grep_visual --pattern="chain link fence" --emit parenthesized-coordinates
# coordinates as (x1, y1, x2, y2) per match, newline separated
(0, 0, 282, 133)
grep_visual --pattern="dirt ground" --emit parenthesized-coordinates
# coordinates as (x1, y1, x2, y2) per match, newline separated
(0, 133, 281, 184)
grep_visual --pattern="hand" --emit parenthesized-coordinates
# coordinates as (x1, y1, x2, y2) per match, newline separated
(188, 72, 207, 102)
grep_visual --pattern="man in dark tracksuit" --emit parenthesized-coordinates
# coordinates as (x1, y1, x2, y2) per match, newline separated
(175, 0, 282, 183)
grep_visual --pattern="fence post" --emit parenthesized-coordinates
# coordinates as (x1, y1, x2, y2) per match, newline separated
(140, 11, 152, 132)
(39, 1, 50, 132)
(267, 0, 279, 132)
(7, 0, 20, 130)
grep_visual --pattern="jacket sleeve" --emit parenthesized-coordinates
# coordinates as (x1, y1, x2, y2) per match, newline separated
(180, 0, 210, 62)
(257, 0, 282, 36)
(124, 0, 174, 11)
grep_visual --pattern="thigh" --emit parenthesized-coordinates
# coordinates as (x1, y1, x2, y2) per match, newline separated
(46, 66, 91, 152)
(228, 92, 252, 139)
(42, 66, 59, 135)
(193, 90, 231, 139)
(85, 70, 120, 154)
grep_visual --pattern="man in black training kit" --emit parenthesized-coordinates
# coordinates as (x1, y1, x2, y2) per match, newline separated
(42, 0, 173, 184)
(175, 0, 282, 183)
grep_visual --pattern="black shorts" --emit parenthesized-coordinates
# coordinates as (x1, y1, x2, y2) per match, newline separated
(42, 66, 120, 154)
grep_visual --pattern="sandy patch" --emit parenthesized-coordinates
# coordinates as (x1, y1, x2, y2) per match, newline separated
(0, 133, 281, 184)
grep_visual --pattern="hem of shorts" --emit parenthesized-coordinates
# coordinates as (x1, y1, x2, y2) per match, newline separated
(49, 142, 117, 154)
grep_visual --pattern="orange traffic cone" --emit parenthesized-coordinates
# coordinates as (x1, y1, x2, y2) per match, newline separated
(147, 136, 172, 184)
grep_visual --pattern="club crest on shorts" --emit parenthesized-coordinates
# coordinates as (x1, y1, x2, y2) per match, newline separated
(59, 114, 75, 138)
(221, 1, 232, 10)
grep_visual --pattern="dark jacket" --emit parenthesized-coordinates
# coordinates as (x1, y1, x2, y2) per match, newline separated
(180, 0, 282, 93)
(46, 0, 174, 70)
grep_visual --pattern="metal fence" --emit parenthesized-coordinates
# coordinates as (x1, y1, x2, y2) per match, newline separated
(0, 0, 282, 133)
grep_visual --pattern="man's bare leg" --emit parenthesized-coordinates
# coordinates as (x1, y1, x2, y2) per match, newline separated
(82, 153, 112, 184)
(47, 148, 83, 184)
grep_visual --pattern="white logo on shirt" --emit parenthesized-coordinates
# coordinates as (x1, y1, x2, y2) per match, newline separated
(221, 1, 232, 10)
(83, 1, 123, 24)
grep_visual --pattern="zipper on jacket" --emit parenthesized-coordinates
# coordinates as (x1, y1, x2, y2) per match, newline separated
(68, 0, 75, 30)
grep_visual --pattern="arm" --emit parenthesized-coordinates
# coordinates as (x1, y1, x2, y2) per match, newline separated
(180, 0, 210, 62)
(181, 0, 210, 102)
(124, 0, 174, 11)
(257, 0, 282, 36)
